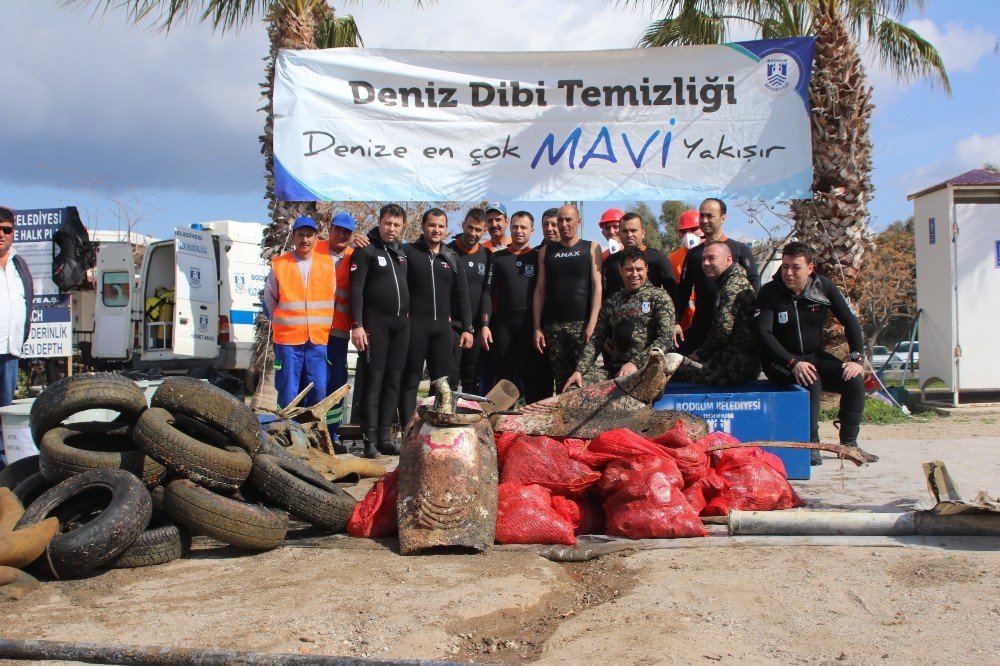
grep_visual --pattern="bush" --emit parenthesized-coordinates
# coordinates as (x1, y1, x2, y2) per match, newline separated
(820, 396, 909, 425)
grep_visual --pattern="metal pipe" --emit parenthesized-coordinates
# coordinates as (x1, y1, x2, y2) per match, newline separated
(728, 510, 1000, 537)
(0, 639, 462, 666)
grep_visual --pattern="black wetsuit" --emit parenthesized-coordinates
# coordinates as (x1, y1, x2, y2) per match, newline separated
(398, 238, 472, 424)
(486, 246, 549, 403)
(448, 239, 492, 394)
(543, 239, 596, 325)
(603, 245, 677, 301)
(675, 238, 759, 352)
(349, 227, 409, 446)
(755, 273, 865, 444)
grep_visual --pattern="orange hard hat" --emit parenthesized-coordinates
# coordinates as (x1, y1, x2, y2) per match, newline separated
(599, 208, 625, 227)
(677, 209, 701, 231)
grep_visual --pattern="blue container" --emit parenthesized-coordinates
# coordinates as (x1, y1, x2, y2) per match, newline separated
(653, 381, 811, 480)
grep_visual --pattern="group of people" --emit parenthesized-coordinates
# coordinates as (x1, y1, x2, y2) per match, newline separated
(264, 198, 867, 464)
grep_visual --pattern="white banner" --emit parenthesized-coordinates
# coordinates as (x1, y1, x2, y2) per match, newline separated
(13, 207, 73, 359)
(273, 38, 815, 202)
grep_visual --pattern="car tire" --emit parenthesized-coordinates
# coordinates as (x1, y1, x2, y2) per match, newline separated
(256, 435, 338, 491)
(132, 408, 252, 492)
(0, 455, 40, 490)
(249, 455, 356, 532)
(29, 373, 148, 443)
(162, 479, 287, 550)
(38, 422, 166, 486)
(151, 377, 261, 455)
(11, 473, 52, 508)
(16, 468, 152, 579)
(108, 523, 191, 569)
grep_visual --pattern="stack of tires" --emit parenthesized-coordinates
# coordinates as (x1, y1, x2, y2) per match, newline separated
(5, 374, 356, 579)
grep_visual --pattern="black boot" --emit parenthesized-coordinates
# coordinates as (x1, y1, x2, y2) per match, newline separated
(838, 409, 863, 447)
(362, 423, 380, 459)
(376, 426, 400, 456)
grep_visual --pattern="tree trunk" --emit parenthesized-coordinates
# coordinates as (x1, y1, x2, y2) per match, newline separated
(790, 0, 874, 278)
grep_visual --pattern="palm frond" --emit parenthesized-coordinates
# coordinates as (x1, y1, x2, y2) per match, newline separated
(61, 0, 270, 32)
(872, 18, 951, 94)
(638, 8, 726, 47)
(315, 13, 363, 48)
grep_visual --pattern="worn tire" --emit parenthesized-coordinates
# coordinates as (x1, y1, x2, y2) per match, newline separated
(133, 408, 252, 492)
(38, 422, 165, 486)
(0, 455, 40, 490)
(108, 523, 191, 569)
(12, 472, 52, 508)
(162, 479, 287, 550)
(249, 455, 356, 532)
(16, 468, 152, 579)
(256, 435, 338, 491)
(151, 377, 261, 455)
(29, 373, 147, 443)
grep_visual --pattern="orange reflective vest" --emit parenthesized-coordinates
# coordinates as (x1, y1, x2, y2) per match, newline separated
(271, 251, 335, 345)
(332, 246, 353, 337)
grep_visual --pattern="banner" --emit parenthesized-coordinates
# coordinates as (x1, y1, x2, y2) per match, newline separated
(273, 38, 815, 202)
(13, 207, 72, 358)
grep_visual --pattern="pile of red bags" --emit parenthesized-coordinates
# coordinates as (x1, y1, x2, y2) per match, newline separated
(348, 422, 803, 544)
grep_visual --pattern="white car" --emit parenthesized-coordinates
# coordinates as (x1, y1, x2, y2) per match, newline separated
(893, 341, 919, 369)
(870, 345, 896, 368)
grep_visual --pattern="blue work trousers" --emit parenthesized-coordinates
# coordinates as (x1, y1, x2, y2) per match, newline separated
(274, 342, 327, 409)
(325, 335, 349, 438)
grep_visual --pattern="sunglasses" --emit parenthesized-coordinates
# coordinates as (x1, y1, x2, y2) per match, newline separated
(0, 226, 13, 236)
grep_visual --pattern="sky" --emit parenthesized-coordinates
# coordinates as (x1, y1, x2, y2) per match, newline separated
(2, 1, 997, 246)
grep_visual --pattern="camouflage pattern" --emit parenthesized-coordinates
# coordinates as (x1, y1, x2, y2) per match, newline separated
(675, 264, 759, 386)
(543, 321, 585, 390)
(577, 282, 676, 383)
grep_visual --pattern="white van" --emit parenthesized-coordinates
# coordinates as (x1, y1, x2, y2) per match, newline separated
(79, 221, 267, 383)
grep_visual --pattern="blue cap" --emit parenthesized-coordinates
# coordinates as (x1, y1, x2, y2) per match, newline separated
(331, 212, 356, 232)
(485, 202, 507, 217)
(292, 216, 318, 231)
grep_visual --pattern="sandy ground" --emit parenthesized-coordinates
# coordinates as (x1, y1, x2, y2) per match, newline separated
(2, 414, 999, 665)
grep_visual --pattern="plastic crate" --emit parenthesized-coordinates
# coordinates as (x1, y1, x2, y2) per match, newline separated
(653, 380, 811, 480)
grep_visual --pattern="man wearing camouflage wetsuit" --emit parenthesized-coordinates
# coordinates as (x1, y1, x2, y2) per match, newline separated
(673, 241, 759, 386)
(564, 248, 675, 389)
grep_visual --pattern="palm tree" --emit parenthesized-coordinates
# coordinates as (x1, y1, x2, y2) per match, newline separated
(65, 0, 369, 400)
(625, 0, 948, 276)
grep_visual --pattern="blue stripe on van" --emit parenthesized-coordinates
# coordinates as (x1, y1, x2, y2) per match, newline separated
(230, 309, 258, 325)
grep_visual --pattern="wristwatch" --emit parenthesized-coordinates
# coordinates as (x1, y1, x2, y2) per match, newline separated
(849, 351, 862, 362)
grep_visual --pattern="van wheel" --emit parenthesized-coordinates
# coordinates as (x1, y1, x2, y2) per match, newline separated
(38, 422, 166, 487)
(162, 479, 287, 550)
(151, 377, 261, 455)
(249, 455, 356, 532)
(29, 373, 148, 443)
(133, 408, 252, 493)
(16, 468, 152, 579)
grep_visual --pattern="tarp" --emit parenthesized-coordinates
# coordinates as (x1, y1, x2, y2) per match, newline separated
(273, 38, 815, 202)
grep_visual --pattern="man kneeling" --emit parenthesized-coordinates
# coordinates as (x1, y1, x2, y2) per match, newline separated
(564, 248, 675, 390)
(671, 241, 760, 386)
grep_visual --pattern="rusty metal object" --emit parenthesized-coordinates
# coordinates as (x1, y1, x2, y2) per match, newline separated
(924, 460, 1000, 514)
(494, 350, 708, 441)
(397, 378, 498, 555)
(257, 384, 351, 455)
(706, 440, 879, 466)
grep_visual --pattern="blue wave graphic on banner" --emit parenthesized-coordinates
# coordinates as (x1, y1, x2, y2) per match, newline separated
(274, 155, 321, 202)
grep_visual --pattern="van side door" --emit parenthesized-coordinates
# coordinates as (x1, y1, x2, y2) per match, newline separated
(91, 241, 133, 359)
(173, 227, 220, 358)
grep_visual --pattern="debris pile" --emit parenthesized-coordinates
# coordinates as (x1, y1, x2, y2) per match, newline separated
(2, 373, 357, 588)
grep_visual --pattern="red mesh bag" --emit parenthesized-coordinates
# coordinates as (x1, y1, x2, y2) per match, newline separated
(652, 421, 711, 486)
(495, 431, 521, 467)
(574, 428, 673, 469)
(702, 447, 805, 516)
(599, 456, 705, 538)
(500, 434, 601, 496)
(347, 468, 399, 538)
(683, 468, 728, 514)
(495, 483, 576, 545)
(551, 495, 582, 530)
(564, 494, 606, 536)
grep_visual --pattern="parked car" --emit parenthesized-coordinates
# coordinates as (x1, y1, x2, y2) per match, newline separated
(870, 345, 899, 368)
(894, 341, 919, 369)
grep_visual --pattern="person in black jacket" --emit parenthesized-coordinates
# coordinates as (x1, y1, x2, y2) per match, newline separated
(0, 206, 34, 416)
(448, 208, 492, 394)
(674, 198, 759, 353)
(350, 204, 410, 458)
(755, 241, 866, 464)
(398, 209, 473, 427)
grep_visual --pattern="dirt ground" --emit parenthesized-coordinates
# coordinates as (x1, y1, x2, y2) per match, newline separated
(3, 412, 999, 665)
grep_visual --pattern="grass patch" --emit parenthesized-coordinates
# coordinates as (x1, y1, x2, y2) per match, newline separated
(820, 396, 913, 424)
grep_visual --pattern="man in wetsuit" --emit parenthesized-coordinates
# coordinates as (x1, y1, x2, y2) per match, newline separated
(674, 198, 759, 353)
(603, 212, 675, 300)
(482, 202, 510, 252)
(755, 241, 866, 464)
(448, 208, 491, 394)
(350, 204, 410, 458)
(672, 242, 759, 386)
(564, 248, 675, 390)
(480, 210, 548, 402)
(532, 203, 603, 391)
(398, 208, 473, 427)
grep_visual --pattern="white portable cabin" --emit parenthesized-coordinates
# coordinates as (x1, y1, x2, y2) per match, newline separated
(908, 169, 1000, 404)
